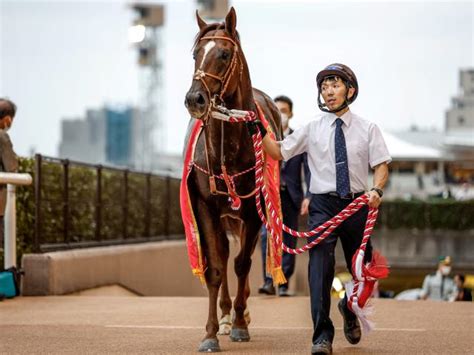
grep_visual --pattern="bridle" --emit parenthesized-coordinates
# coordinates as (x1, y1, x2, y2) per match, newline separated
(192, 35, 243, 122)
(190, 34, 254, 207)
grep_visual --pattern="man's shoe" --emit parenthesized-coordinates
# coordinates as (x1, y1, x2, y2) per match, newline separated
(258, 281, 275, 295)
(311, 339, 333, 354)
(278, 286, 292, 297)
(338, 299, 361, 345)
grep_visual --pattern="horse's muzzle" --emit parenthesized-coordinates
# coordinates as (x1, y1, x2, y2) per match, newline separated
(185, 90, 208, 119)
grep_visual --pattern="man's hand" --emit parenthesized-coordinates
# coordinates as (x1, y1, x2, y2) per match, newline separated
(367, 190, 382, 208)
(300, 197, 310, 215)
(246, 120, 267, 138)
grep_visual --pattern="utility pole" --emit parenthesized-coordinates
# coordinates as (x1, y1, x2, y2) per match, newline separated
(129, 3, 165, 170)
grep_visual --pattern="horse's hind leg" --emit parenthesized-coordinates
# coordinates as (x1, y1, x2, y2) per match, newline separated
(230, 217, 261, 342)
(196, 203, 227, 352)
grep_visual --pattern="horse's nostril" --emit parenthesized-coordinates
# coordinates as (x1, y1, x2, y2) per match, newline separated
(197, 93, 205, 106)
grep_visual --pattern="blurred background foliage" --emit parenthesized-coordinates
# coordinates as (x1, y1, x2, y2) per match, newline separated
(1, 157, 473, 267)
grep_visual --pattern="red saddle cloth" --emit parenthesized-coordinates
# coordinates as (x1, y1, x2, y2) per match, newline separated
(180, 105, 284, 285)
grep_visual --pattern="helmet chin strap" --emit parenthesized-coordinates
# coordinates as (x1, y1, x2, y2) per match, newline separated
(317, 94, 350, 114)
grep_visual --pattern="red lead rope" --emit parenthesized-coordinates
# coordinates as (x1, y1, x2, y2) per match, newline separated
(214, 108, 389, 332)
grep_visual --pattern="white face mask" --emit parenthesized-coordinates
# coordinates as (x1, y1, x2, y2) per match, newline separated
(281, 113, 289, 128)
(441, 266, 451, 276)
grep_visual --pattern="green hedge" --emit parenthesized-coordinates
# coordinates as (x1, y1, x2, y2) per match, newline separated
(377, 199, 474, 230)
(1, 157, 472, 267)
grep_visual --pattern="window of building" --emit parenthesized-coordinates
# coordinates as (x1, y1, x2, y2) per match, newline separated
(458, 116, 465, 125)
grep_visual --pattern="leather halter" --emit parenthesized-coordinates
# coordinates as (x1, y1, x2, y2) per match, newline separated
(191, 34, 254, 204)
(193, 35, 243, 122)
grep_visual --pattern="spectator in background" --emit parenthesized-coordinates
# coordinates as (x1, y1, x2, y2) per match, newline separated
(259, 95, 311, 297)
(454, 183, 474, 201)
(454, 274, 472, 302)
(420, 256, 457, 301)
(0, 98, 19, 252)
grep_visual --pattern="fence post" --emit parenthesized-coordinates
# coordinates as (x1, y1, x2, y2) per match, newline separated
(95, 165, 102, 241)
(164, 176, 170, 237)
(63, 159, 70, 244)
(1, 173, 33, 268)
(122, 170, 129, 239)
(34, 154, 42, 252)
(145, 173, 151, 238)
(4, 185, 17, 268)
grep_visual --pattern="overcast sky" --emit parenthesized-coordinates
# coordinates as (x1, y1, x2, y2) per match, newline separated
(1, 0, 472, 157)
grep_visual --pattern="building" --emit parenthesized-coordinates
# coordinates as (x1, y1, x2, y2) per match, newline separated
(444, 69, 474, 183)
(389, 68, 474, 199)
(59, 106, 146, 168)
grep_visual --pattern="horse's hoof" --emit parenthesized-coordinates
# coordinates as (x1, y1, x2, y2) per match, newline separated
(198, 338, 220, 352)
(217, 314, 232, 335)
(229, 328, 250, 342)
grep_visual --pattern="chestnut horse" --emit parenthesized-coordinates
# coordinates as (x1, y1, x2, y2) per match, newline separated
(184, 7, 282, 353)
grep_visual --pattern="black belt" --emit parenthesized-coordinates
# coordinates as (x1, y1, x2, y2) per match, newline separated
(327, 191, 365, 200)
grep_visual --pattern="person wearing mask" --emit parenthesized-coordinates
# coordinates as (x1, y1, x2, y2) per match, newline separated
(0, 98, 18, 252)
(258, 95, 310, 297)
(246, 63, 391, 354)
(453, 273, 472, 302)
(420, 256, 457, 301)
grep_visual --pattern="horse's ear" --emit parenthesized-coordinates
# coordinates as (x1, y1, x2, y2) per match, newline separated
(196, 10, 207, 30)
(225, 7, 237, 37)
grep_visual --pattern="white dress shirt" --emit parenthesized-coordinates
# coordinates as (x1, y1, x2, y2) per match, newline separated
(280, 110, 391, 194)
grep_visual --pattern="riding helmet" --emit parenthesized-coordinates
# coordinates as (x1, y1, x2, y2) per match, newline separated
(316, 63, 359, 108)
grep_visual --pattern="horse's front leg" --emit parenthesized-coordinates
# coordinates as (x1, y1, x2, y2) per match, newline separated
(218, 236, 232, 335)
(230, 214, 261, 342)
(195, 203, 228, 352)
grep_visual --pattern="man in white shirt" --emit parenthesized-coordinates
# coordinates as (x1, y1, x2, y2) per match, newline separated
(249, 63, 391, 354)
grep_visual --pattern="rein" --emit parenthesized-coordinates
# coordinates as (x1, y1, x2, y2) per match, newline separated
(191, 34, 252, 209)
(210, 107, 389, 331)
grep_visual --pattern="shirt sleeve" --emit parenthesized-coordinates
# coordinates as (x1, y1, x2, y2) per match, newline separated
(420, 275, 430, 299)
(368, 123, 392, 168)
(280, 123, 309, 162)
(0, 132, 18, 173)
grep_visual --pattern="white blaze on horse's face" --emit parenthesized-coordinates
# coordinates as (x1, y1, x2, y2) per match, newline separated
(199, 41, 216, 69)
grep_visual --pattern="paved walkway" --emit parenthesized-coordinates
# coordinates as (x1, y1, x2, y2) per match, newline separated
(1, 295, 473, 354)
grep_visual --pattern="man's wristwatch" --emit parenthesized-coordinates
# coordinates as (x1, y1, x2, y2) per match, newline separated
(370, 187, 384, 198)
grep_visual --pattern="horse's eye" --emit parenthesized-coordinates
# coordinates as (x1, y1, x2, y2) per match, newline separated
(221, 51, 230, 60)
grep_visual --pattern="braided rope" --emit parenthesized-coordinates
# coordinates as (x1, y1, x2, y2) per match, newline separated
(210, 108, 376, 255)
(211, 107, 385, 329)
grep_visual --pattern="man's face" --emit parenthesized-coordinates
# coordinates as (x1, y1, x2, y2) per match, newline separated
(0, 116, 12, 130)
(320, 76, 355, 112)
(275, 101, 292, 129)
(454, 275, 462, 288)
(275, 101, 292, 118)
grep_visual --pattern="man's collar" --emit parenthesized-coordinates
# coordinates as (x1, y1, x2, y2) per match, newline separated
(329, 110, 352, 127)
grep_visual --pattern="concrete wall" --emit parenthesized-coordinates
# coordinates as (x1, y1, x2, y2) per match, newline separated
(22, 229, 474, 296)
(22, 240, 268, 297)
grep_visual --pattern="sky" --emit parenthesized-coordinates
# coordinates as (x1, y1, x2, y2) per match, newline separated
(0, 0, 473, 157)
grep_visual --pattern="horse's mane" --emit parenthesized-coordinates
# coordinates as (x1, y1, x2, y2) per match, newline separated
(192, 23, 241, 51)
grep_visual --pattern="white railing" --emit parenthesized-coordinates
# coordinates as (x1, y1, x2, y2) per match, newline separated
(0, 172, 33, 268)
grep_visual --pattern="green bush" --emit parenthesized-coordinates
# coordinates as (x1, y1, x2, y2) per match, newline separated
(2, 156, 472, 268)
(377, 199, 474, 230)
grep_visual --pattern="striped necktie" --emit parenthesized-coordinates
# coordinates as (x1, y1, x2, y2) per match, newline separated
(335, 118, 350, 197)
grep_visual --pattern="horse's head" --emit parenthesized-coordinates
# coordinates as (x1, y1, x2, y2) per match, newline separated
(185, 7, 243, 120)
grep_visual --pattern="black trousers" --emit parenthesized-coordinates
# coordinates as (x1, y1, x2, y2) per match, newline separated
(308, 193, 372, 344)
(261, 189, 299, 286)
